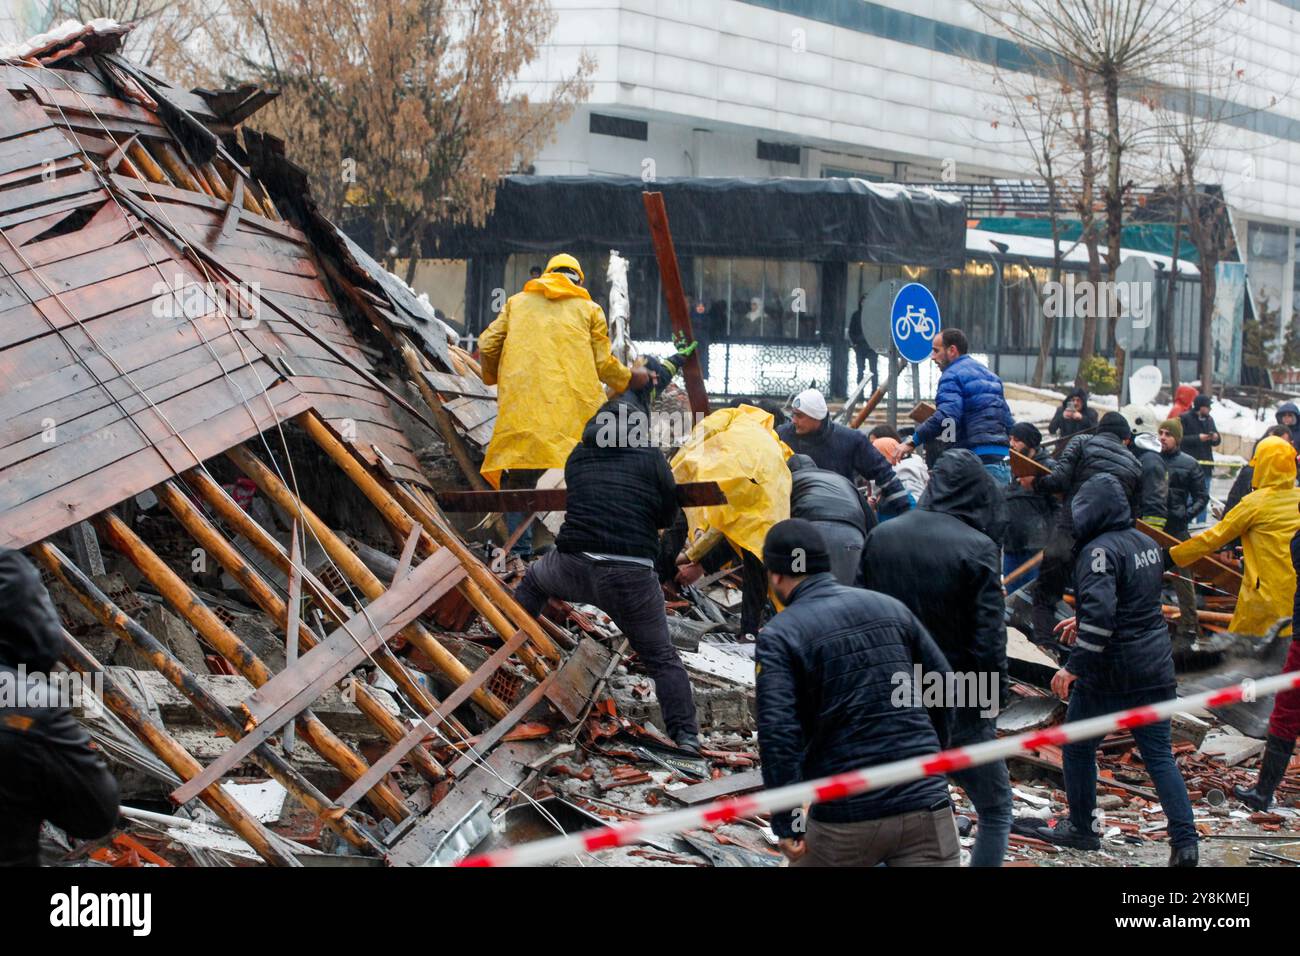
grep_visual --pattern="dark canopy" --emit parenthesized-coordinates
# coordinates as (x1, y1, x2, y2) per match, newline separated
(414, 175, 967, 267)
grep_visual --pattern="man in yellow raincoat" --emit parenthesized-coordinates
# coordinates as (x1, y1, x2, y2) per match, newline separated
(672, 404, 792, 636)
(479, 254, 648, 552)
(1170, 435, 1300, 637)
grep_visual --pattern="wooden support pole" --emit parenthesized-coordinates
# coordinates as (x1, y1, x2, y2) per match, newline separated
(126, 140, 167, 184)
(179, 469, 457, 736)
(92, 510, 410, 824)
(296, 412, 561, 667)
(642, 191, 709, 418)
(31, 542, 376, 853)
(155, 479, 445, 784)
(224, 443, 510, 720)
(59, 628, 298, 866)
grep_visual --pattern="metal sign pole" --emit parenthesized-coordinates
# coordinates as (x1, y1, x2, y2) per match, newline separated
(887, 339, 899, 428)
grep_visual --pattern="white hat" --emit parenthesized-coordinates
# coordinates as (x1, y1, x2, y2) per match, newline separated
(790, 388, 828, 421)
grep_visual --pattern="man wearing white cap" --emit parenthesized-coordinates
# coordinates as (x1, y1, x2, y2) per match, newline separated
(776, 388, 914, 520)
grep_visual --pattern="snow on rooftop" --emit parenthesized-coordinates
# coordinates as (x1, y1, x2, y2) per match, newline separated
(0, 18, 123, 61)
(967, 227, 1199, 276)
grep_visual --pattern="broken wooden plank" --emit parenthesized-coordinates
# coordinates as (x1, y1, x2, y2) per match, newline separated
(664, 769, 765, 806)
(642, 191, 708, 417)
(436, 481, 727, 513)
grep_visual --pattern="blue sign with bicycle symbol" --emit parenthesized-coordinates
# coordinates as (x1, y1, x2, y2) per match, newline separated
(890, 283, 940, 363)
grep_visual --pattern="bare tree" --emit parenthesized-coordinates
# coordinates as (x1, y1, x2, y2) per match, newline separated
(186, 0, 592, 278)
(976, 0, 1237, 389)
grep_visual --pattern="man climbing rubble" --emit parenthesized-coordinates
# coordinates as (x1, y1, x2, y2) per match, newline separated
(478, 253, 651, 555)
(776, 388, 913, 520)
(861, 449, 1012, 867)
(512, 356, 701, 751)
(0, 550, 119, 866)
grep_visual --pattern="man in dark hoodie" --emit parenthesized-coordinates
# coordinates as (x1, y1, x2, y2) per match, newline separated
(1018, 411, 1143, 647)
(1, 549, 119, 866)
(1004, 422, 1058, 586)
(1049, 387, 1098, 440)
(1276, 402, 1300, 448)
(757, 519, 959, 867)
(1179, 395, 1220, 519)
(861, 449, 1012, 866)
(1159, 418, 1210, 647)
(513, 357, 700, 750)
(1034, 474, 1198, 867)
(786, 454, 873, 586)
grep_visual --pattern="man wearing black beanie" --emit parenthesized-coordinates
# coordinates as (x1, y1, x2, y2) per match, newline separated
(756, 519, 960, 867)
(1016, 409, 1141, 648)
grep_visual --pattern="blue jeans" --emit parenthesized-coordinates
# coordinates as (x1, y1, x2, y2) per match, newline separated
(947, 711, 1012, 867)
(1062, 685, 1198, 850)
(983, 459, 1011, 485)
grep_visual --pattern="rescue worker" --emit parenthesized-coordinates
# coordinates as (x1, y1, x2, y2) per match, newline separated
(1003, 422, 1057, 587)
(776, 388, 913, 519)
(513, 357, 700, 750)
(890, 329, 1015, 482)
(1233, 520, 1300, 811)
(786, 454, 872, 586)
(1049, 387, 1098, 440)
(861, 450, 1012, 867)
(1034, 475, 1198, 867)
(1158, 418, 1209, 648)
(1018, 411, 1142, 648)
(479, 253, 651, 554)
(1171, 436, 1300, 639)
(674, 404, 792, 638)
(1179, 395, 1221, 519)
(1, 550, 119, 866)
(756, 520, 960, 867)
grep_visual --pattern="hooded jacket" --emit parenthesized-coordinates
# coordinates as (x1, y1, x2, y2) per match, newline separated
(1172, 436, 1300, 637)
(1003, 445, 1059, 552)
(478, 272, 633, 486)
(555, 392, 679, 561)
(1161, 445, 1209, 540)
(1032, 431, 1142, 533)
(911, 354, 1015, 452)
(776, 417, 912, 518)
(1049, 388, 1098, 439)
(1170, 384, 1199, 419)
(756, 573, 953, 836)
(787, 455, 871, 535)
(1276, 402, 1300, 448)
(1066, 475, 1175, 694)
(861, 449, 1008, 699)
(1132, 432, 1170, 528)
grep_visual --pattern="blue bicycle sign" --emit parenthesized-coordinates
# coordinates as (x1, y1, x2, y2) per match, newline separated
(890, 283, 941, 363)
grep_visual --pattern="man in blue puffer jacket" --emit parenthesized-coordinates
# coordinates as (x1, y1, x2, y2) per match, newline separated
(891, 329, 1015, 482)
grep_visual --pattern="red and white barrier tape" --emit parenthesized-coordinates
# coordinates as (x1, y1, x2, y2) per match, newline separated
(458, 668, 1300, 867)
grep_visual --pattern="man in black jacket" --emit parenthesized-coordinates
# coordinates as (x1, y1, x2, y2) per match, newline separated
(787, 454, 872, 586)
(1179, 395, 1220, 519)
(861, 449, 1011, 866)
(1, 549, 119, 866)
(1049, 387, 1098, 440)
(1129, 426, 1170, 531)
(1034, 475, 1198, 866)
(1159, 418, 1210, 646)
(513, 364, 700, 749)
(1018, 411, 1142, 648)
(757, 519, 959, 867)
(1004, 422, 1058, 587)
(777, 389, 913, 519)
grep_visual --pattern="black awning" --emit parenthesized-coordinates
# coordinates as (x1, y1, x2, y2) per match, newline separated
(413, 175, 966, 267)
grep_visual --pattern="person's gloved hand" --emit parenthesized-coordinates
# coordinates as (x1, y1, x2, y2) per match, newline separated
(672, 330, 697, 356)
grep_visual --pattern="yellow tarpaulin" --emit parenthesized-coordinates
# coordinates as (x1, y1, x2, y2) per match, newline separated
(671, 404, 792, 559)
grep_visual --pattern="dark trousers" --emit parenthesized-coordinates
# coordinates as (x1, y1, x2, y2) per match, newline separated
(515, 551, 699, 742)
(502, 469, 544, 555)
(1032, 527, 1075, 645)
(794, 805, 961, 867)
(1062, 684, 1198, 850)
(0, 727, 120, 866)
(947, 711, 1012, 867)
(740, 549, 767, 636)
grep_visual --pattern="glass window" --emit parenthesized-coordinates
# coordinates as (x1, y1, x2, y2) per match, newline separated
(1246, 221, 1288, 338)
